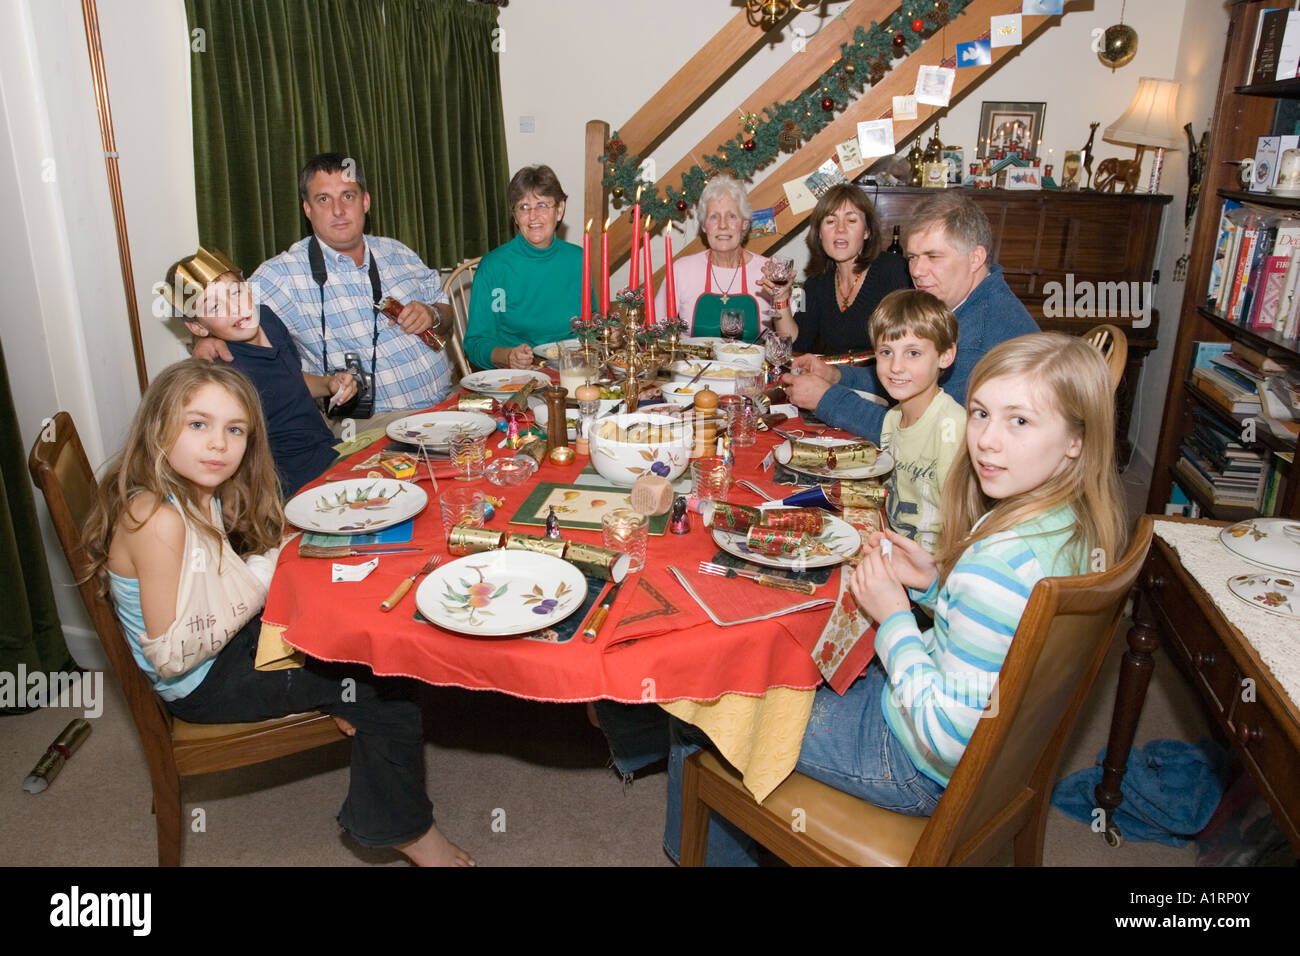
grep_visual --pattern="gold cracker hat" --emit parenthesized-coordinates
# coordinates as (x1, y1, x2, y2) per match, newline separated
(161, 246, 241, 318)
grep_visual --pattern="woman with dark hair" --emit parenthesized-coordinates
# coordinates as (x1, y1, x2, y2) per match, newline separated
(762, 183, 910, 353)
(464, 165, 595, 369)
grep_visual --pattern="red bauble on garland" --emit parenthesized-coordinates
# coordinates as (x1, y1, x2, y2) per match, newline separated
(912, 18, 925, 32)
(676, 199, 688, 213)
(892, 33, 906, 56)
(820, 96, 835, 112)
(742, 139, 756, 151)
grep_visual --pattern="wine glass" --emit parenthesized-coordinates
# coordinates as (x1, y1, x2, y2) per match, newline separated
(762, 255, 795, 330)
(719, 308, 744, 344)
(764, 333, 793, 372)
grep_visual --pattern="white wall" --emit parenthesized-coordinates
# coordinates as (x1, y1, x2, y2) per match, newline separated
(0, 0, 194, 666)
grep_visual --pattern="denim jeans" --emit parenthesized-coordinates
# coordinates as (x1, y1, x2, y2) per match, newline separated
(166, 616, 434, 848)
(796, 659, 946, 815)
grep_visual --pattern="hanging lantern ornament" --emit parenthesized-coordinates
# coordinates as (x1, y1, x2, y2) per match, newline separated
(1098, 1, 1138, 70)
(892, 33, 907, 57)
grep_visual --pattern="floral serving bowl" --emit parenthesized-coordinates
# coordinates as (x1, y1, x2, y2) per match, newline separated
(588, 413, 693, 487)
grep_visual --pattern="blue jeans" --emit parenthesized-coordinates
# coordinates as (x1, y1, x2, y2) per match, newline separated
(166, 617, 434, 848)
(797, 660, 946, 815)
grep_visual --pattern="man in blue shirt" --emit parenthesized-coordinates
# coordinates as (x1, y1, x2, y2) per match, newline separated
(783, 193, 1039, 441)
(197, 153, 455, 421)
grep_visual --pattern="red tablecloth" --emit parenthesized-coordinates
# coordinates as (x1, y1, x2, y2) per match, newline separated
(262, 401, 833, 704)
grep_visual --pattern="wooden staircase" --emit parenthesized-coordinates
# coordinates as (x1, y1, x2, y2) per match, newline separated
(585, 0, 1068, 282)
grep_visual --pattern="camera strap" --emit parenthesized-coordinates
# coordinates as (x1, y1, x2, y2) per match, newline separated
(308, 233, 380, 382)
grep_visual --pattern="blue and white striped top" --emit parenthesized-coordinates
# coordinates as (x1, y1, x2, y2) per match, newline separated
(252, 235, 453, 413)
(874, 504, 1086, 786)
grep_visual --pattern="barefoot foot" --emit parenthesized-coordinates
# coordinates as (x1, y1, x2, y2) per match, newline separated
(331, 715, 357, 737)
(398, 825, 475, 867)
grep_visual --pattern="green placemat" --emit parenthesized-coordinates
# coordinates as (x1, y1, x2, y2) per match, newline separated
(509, 482, 670, 535)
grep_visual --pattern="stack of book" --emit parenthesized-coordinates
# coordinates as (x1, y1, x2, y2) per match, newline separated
(1175, 408, 1270, 510)
(1205, 200, 1300, 338)
(1246, 6, 1300, 85)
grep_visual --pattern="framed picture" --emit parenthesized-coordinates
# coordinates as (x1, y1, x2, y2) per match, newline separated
(1004, 166, 1043, 190)
(1061, 150, 1083, 189)
(941, 147, 964, 185)
(978, 101, 1045, 160)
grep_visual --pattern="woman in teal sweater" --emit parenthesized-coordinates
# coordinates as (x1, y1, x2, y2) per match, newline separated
(464, 166, 594, 370)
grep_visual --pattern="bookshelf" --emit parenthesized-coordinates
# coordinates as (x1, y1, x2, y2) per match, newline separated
(1147, 0, 1300, 520)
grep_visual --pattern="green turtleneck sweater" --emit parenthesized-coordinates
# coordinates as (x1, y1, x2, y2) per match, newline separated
(464, 233, 593, 370)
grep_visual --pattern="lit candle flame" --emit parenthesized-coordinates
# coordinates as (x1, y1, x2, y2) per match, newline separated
(585, 218, 593, 231)
(604, 215, 613, 231)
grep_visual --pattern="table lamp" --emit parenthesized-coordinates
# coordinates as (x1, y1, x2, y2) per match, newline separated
(1102, 77, 1182, 193)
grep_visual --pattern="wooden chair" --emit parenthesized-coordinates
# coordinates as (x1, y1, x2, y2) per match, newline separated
(28, 411, 344, 866)
(681, 516, 1154, 867)
(443, 256, 480, 379)
(1085, 324, 1128, 393)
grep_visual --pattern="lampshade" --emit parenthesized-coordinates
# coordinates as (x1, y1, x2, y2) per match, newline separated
(1103, 77, 1182, 149)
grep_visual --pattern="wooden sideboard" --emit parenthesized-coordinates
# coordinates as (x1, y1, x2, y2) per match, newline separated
(865, 187, 1172, 458)
(1096, 517, 1300, 852)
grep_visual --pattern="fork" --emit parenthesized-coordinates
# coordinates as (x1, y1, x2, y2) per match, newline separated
(380, 554, 443, 611)
(698, 561, 816, 595)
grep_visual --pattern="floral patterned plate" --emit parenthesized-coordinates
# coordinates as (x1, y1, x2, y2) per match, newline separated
(460, 369, 553, 398)
(1219, 519, 1300, 575)
(1226, 573, 1300, 620)
(385, 411, 497, 451)
(284, 478, 428, 535)
(415, 550, 587, 637)
(711, 513, 861, 570)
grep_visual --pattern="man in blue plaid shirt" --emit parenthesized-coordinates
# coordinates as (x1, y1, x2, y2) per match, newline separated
(201, 153, 454, 417)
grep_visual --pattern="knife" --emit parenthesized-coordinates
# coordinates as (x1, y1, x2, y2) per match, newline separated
(582, 580, 624, 642)
(298, 544, 425, 559)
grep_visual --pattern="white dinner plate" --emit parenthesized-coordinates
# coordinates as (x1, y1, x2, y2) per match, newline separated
(1219, 519, 1300, 575)
(777, 437, 895, 480)
(284, 478, 428, 535)
(532, 338, 581, 367)
(385, 411, 497, 450)
(711, 513, 861, 570)
(1226, 573, 1300, 619)
(416, 550, 588, 636)
(459, 369, 552, 397)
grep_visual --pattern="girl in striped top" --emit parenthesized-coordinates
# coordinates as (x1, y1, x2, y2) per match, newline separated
(798, 332, 1129, 813)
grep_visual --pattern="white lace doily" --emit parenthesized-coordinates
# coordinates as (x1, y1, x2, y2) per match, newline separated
(1152, 520, 1300, 707)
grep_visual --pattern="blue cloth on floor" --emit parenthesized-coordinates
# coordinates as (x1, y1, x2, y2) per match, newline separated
(1051, 739, 1227, 847)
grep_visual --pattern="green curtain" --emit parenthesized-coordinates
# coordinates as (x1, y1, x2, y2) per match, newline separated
(0, 337, 71, 714)
(187, 0, 512, 274)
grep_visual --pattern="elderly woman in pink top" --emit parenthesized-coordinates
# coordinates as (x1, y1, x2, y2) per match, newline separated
(654, 175, 773, 341)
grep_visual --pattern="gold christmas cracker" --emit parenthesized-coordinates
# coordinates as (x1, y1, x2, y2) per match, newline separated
(447, 525, 506, 556)
(505, 532, 568, 559)
(564, 541, 630, 582)
(786, 439, 878, 470)
(838, 480, 888, 508)
(457, 394, 500, 415)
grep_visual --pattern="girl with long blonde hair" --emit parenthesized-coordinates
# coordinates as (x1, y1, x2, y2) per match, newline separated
(84, 359, 472, 866)
(669, 333, 1128, 864)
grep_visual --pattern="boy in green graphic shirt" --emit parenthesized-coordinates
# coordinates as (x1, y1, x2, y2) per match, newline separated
(870, 290, 966, 553)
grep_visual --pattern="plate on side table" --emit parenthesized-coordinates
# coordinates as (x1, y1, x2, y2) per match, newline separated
(1219, 518, 1300, 574)
(1226, 573, 1300, 619)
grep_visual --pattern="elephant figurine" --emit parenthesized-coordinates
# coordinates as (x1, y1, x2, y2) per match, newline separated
(1094, 157, 1141, 193)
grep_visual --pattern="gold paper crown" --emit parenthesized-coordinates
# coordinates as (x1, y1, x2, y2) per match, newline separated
(162, 247, 241, 318)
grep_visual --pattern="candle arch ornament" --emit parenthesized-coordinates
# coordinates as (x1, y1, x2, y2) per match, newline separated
(600, 0, 969, 228)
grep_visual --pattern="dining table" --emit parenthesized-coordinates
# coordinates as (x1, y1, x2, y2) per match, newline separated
(259, 381, 883, 801)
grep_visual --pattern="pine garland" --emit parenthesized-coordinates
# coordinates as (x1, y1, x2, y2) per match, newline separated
(602, 0, 967, 227)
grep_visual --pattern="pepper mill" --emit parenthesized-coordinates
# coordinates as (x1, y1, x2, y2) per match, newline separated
(542, 383, 570, 455)
(692, 387, 719, 458)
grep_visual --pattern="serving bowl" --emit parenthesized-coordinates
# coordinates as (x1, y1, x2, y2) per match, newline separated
(528, 396, 619, 441)
(588, 413, 693, 487)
